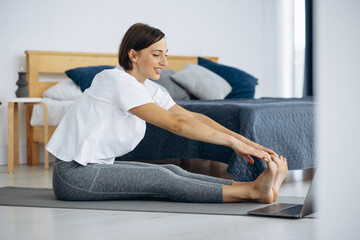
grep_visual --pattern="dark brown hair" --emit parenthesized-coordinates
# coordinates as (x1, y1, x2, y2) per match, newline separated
(118, 23, 165, 70)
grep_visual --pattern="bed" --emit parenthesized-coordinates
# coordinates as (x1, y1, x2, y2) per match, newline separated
(26, 50, 315, 181)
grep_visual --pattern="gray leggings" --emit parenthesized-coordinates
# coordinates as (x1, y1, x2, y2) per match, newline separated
(53, 159, 234, 203)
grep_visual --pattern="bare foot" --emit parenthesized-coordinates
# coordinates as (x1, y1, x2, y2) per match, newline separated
(270, 154, 288, 202)
(249, 160, 277, 203)
(223, 161, 277, 203)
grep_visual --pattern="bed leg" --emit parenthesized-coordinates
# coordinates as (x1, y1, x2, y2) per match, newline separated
(26, 104, 32, 165)
(30, 142, 40, 165)
(26, 104, 39, 165)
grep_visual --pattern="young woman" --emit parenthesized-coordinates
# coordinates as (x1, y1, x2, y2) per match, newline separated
(47, 23, 288, 203)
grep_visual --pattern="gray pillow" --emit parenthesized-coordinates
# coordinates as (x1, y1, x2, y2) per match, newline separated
(150, 69, 190, 100)
(171, 64, 232, 100)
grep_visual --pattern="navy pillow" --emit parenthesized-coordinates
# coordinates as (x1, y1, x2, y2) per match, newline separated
(198, 57, 258, 99)
(65, 65, 115, 92)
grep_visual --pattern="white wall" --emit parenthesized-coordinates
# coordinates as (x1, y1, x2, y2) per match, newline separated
(315, 0, 360, 239)
(0, 0, 291, 165)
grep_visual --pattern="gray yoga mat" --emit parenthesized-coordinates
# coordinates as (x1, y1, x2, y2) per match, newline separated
(0, 187, 315, 218)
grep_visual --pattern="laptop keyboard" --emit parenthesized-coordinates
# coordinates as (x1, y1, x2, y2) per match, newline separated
(277, 205, 303, 215)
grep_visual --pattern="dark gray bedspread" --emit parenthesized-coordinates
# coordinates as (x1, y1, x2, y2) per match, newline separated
(116, 97, 315, 181)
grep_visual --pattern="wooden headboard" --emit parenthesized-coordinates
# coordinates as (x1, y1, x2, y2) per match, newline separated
(25, 50, 218, 97)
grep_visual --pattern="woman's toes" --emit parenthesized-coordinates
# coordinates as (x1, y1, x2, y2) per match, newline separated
(271, 155, 280, 162)
(267, 159, 277, 169)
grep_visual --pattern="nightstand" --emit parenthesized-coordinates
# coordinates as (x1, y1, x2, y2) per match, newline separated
(0, 98, 49, 173)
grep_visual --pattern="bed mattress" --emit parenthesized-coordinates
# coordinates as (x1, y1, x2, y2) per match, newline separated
(30, 98, 75, 126)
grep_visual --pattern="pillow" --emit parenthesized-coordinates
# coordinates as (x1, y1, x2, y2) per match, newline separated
(65, 65, 115, 92)
(149, 69, 190, 100)
(171, 64, 232, 100)
(42, 79, 82, 100)
(198, 57, 258, 99)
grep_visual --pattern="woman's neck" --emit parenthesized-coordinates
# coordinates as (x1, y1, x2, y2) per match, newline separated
(125, 69, 146, 84)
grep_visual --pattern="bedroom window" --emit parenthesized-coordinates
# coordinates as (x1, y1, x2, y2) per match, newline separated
(293, 0, 306, 97)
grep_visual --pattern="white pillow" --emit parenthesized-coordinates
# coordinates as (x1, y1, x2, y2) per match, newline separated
(42, 79, 82, 100)
(171, 64, 232, 100)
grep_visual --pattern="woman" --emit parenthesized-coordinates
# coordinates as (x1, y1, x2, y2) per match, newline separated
(47, 23, 288, 203)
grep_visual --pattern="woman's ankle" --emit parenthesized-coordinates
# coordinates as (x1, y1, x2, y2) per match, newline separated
(222, 183, 253, 203)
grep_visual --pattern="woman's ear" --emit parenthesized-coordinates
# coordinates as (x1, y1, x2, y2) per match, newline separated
(128, 49, 138, 63)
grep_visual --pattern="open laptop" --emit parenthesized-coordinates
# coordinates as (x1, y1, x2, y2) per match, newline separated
(247, 172, 316, 219)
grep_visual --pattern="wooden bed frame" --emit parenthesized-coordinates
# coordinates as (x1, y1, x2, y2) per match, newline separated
(25, 50, 218, 165)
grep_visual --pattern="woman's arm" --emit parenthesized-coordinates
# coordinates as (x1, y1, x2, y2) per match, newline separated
(129, 103, 271, 163)
(169, 104, 278, 157)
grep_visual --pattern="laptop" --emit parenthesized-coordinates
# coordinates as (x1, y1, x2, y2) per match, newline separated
(247, 172, 316, 219)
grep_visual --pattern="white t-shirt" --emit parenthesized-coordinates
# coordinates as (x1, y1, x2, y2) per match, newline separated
(46, 65, 176, 165)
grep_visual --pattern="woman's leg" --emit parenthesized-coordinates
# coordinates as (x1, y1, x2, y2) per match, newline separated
(53, 159, 224, 203)
(115, 160, 233, 185)
(53, 156, 287, 203)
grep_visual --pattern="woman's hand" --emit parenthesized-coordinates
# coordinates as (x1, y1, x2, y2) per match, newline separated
(230, 139, 272, 164)
(238, 135, 278, 158)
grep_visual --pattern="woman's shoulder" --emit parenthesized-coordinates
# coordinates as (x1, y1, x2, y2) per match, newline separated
(95, 66, 138, 87)
(96, 66, 128, 79)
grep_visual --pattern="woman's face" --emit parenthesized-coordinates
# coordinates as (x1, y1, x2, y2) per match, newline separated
(131, 38, 168, 81)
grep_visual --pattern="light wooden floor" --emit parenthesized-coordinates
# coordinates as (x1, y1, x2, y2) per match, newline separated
(0, 159, 316, 240)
